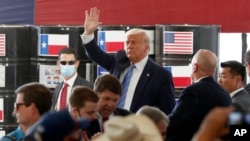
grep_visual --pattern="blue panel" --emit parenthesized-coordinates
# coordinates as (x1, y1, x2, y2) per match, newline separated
(0, 0, 34, 24)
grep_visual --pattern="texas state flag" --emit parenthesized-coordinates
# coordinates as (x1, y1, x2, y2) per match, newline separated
(164, 66, 192, 88)
(98, 31, 125, 53)
(39, 34, 69, 56)
(0, 98, 3, 122)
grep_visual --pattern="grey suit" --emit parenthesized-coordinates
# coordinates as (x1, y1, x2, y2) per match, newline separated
(51, 75, 93, 110)
(232, 89, 250, 112)
(244, 83, 250, 95)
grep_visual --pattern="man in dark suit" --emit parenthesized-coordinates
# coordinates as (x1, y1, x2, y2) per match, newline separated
(51, 48, 93, 110)
(87, 74, 131, 139)
(80, 7, 175, 115)
(167, 49, 232, 141)
(218, 60, 250, 112)
(244, 50, 250, 94)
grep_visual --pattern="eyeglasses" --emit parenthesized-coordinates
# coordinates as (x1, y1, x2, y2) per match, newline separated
(14, 103, 26, 110)
(59, 60, 76, 65)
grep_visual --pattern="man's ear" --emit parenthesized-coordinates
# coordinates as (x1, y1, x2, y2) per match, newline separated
(75, 60, 80, 68)
(30, 103, 38, 114)
(235, 75, 242, 83)
(71, 107, 78, 119)
(192, 63, 198, 73)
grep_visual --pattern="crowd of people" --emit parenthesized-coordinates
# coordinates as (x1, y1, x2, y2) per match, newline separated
(1, 7, 250, 141)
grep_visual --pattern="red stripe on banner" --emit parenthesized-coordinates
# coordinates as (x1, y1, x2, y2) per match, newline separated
(173, 77, 191, 88)
(0, 110, 2, 121)
(48, 45, 67, 55)
(106, 42, 124, 53)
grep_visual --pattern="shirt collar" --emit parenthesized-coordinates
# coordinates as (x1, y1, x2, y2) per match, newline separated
(193, 76, 209, 83)
(96, 112, 114, 120)
(133, 56, 148, 71)
(64, 73, 78, 86)
(230, 87, 244, 98)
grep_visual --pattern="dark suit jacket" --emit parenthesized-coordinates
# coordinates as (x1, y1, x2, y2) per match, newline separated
(167, 77, 232, 141)
(83, 39, 176, 114)
(244, 83, 250, 95)
(232, 89, 250, 112)
(86, 108, 131, 138)
(51, 74, 93, 110)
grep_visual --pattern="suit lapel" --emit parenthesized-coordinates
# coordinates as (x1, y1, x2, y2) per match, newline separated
(72, 75, 80, 87)
(130, 59, 153, 110)
(114, 51, 130, 78)
(52, 82, 64, 109)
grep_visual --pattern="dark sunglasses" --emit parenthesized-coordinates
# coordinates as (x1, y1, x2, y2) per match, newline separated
(14, 103, 26, 110)
(59, 60, 76, 65)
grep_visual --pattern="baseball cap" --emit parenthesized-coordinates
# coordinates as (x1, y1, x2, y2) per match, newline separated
(24, 109, 90, 141)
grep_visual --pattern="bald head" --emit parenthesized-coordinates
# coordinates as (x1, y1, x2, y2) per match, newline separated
(192, 49, 218, 76)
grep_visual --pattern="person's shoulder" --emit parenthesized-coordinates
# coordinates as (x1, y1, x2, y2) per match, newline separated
(75, 75, 93, 88)
(116, 50, 128, 62)
(234, 90, 250, 99)
(0, 136, 14, 141)
(53, 81, 63, 92)
(54, 82, 63, 87)
(116, 50, 126, 55)
(148, 59, 171, 72)
(245, 83, 250, 89)
(0, 129, 21, 141)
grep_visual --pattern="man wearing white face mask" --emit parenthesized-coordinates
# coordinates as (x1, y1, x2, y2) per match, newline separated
(51, 48, 93, 111)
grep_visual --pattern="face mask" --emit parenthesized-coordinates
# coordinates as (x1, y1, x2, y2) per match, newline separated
(60, 65, 76, 78)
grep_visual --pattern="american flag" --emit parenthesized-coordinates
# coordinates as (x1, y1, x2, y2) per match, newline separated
(163, 31, 193, 54)
(0, 34, 6, 56)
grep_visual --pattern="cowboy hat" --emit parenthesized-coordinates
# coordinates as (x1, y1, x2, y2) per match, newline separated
(93, 114, 162, 141)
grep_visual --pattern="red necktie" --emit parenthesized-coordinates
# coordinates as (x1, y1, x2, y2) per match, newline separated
(59, 82, 68, 110)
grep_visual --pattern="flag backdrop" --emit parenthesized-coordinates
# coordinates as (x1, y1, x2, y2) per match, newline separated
(0, 98, 3, 122)
(164, 31, 193, 54)
(98, 31, 125, 53)
(0, 34, 6, 56)
(39, 34, 69, 56)
(164, 66, 191, 88)
(97, 65, 109, 76)
(145, 30, 155, 55)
